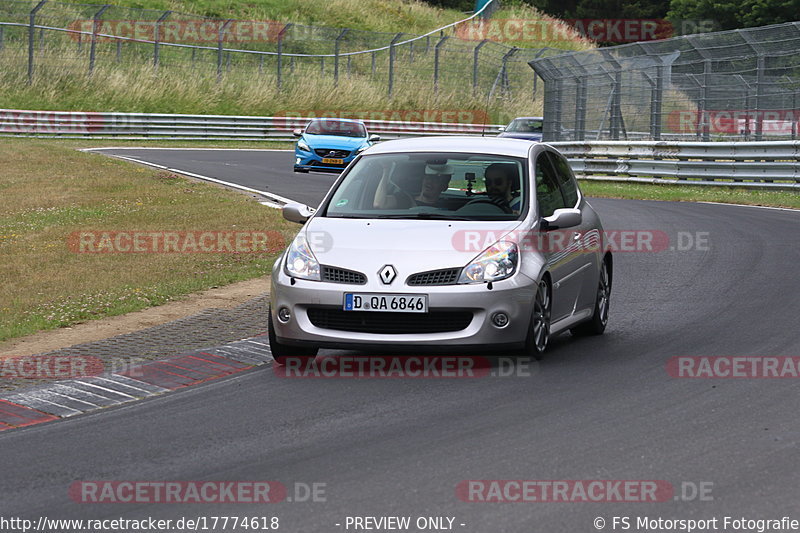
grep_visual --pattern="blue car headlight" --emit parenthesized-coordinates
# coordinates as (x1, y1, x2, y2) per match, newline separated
(297, 140, 311, 152)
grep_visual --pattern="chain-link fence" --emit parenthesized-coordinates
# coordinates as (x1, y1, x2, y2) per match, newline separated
(0, 0, 563, 110)
(530, 22, 800, 141)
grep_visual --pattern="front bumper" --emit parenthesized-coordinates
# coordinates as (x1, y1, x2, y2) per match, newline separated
(294, 151, 356, 173)
(270, 265, 537, 352)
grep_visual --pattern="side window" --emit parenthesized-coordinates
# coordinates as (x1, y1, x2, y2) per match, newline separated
(546, 151, 579, 207)
(535, 153, 567, 218)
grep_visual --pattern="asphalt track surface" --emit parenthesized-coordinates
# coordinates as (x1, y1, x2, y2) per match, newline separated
(3, 148, 800, 532)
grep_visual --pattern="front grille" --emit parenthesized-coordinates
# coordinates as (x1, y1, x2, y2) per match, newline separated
(407, 268, 461, 286)
(307, 308, 472, 334)
(322, 266, 367, 285)
(314, 149, 350, 158)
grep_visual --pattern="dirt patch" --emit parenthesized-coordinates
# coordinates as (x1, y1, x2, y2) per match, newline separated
(0, 277, 269, 360)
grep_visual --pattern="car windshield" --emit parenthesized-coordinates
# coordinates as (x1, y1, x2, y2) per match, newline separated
(305, 119, 367, 137)
(323, 152, 527, 221)
(506, 118, 543, 133)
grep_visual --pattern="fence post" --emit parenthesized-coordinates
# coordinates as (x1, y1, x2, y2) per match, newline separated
(371, 50, 376, 78)
(89, 5, 110, 75)
(334, 28, 349, 87)
(700, 59, 711, 141)
(433, 35, 449, 95)
(388, 32, 402, 97)
(611, 69, 622, 140)
(755, 54, 765, 141)
(217, 19, 233, 82)
(0, 27, 4, 51)
(472, 39, 488, 96)
(277, 23, 292, 90)
(153, 10, 171, 70)
(28, 0, 48, 84)
(652, 64, 664, 140)
(574, 76, 586, 141)
(116, 39, 121, 62)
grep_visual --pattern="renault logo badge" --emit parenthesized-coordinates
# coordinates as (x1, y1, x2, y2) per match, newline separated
(379, 265, 397, 284)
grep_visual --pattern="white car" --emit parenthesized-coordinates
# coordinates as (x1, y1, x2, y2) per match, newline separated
(269, 137, 611, 363)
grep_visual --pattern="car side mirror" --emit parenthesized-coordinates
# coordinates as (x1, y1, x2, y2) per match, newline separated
(369, 134, 380, 142)
(292, 129, 303, 137)
(542, 208, 581, 230)
(282, 202, 316, 224)
(497, 126, 505, 132)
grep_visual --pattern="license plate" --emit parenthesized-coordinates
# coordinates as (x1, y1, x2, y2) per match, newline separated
(322, 158, 344, 165)
(344, 293, 428, 313)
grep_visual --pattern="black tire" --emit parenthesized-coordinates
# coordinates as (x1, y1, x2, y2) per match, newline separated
(522, 278, 551, 360)
(294, 168, 310, 174)
(571, 256, 611, 337)
(268, 306, 318, 365)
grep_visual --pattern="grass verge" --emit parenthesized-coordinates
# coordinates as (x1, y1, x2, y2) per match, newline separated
(0, 138, 298, 342)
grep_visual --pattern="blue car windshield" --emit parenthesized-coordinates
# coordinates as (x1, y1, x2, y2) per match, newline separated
(506, 119, 543, 133)
(305, 119, 367, 138)
(323, 152, 528, 221)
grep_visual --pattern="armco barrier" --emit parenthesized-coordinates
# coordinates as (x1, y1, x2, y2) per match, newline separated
(550, 140, 800, 189)
(2, 110, 797, 189)
(0, 109, 504, 141)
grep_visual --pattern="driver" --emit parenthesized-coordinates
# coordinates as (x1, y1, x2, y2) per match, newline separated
(483, 163, 521, 213)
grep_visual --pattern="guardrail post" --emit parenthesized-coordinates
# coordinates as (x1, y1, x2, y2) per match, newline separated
(388, 33, 402, 97)
(755, 54, 765, 141)
(89, 5, 110, 75)
(28, 0, 48, 85)
(472, 39, 488, 96)
(320, 56, 325, 74)
(433, 35, 449, 95)
(371, 51, 376, 78)
(153, 10, 171, 70)
(217, 19, 233, 82)
(116, 39, 122, 63)
(1, 26, 5, 52)
(793, 89, 798, 140)
(334, 29, 349, 87)
(277, 23, 291, 90)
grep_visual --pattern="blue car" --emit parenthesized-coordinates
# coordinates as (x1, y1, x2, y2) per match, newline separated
(293, 118, 379, 173)
(497, 116, 543, 142)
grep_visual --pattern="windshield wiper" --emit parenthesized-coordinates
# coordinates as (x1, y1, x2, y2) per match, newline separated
(373, 213, 476, 220)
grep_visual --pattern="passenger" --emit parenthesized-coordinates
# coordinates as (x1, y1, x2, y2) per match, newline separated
(374, 163, 452, 209)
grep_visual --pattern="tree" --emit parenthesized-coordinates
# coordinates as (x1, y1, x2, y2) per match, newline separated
(667, 0, 800, 31)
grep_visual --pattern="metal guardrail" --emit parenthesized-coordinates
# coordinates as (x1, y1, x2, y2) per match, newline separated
(551, 140, 800, 189)
(3, 109, 797, 189)
(0, 109, 505, 140)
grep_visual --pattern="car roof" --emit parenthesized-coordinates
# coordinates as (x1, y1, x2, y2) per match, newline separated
(364, 136, 536, 157)
(510, 116, 543, 121)
(307, 118, 366, 125)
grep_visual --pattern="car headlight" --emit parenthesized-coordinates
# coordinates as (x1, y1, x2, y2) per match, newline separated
(297, 140, 311, 152)
(458, 241, 518, 284)
(284, 233, 320, 281)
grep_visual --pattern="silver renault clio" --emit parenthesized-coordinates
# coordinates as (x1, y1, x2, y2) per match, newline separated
(269, 137, 611, 363)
